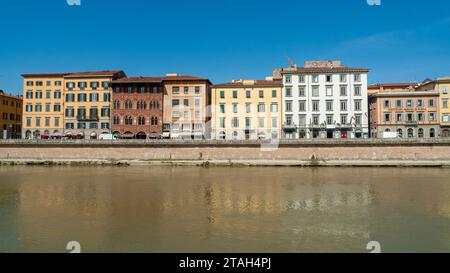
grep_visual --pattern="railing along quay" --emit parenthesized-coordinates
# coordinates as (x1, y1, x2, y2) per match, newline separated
(1, 138, 450, 147)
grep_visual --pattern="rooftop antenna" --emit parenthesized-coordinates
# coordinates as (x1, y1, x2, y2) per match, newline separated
(286, 55, 297, 67)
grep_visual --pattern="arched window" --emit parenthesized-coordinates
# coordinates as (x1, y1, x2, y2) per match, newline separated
(113, 116, 120, 125)
(125, 100, 133, 109)
(397, 128, 403, 138)
(430, 128, 436, 138)
(418, 128, 424, 138)
(407, 128, 414, 138)
(385, 129, 391, 133)
(114, 100, 120, 109)
(138, 116, 145, 125)
(125, 116, 133, 125)
(150, 116, 158, 126)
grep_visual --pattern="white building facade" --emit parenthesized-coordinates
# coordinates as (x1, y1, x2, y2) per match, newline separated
(281, 61, 369, 139)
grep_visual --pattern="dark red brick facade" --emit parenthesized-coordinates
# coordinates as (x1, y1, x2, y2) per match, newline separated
(111, 79, 163, 139)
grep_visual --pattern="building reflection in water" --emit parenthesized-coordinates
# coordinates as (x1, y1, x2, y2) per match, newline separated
(0, 166, 449, 252)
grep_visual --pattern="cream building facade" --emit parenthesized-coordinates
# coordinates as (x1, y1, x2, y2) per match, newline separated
(211, 78, 283, 140)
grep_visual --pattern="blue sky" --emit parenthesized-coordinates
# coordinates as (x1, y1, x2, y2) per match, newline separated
(1, 0, 450, 94)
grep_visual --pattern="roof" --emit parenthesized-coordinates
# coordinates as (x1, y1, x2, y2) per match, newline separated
(0, 90, 22, 100)
(22, 70, 125, 78)
(280, 66, 369, 74)
(369, 83, 418, 89)
(212, 79, 283, 88)
(111, 75, 211, 84)
(370, 91, 439, 98)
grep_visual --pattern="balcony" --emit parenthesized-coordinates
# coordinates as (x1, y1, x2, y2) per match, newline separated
(77, 115, 99, 121)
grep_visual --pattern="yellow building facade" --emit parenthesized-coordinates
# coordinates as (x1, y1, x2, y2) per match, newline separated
(22, 74, 66, 139)
(211, 78, 283, 140)
(62, 71, 124, 139)
(22, 71, 125, 139)
(0, 90, 22, 139)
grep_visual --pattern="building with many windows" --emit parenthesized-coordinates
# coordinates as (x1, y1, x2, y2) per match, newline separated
(110, 77, 163, 139)
(63, 71, 125, 139)
(280, 61, 369, 139)
(211, 78, 283, 140)
(0, 90, 22, 139)
(416, 77, 450, 137)
(162, 74, 211, 139)
(22, 73, 66, 139)
(368, 83, 440, 138)
(22, 71, 125, 139)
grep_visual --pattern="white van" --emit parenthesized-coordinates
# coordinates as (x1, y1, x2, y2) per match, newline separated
(99, 133, 118, 140)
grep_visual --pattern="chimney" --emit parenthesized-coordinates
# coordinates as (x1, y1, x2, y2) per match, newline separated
(166, 73, 178, 77)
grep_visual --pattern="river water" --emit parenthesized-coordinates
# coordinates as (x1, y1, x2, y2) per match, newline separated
(0, 166, 450, 253)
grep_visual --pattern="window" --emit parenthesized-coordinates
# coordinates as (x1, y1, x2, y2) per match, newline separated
(355, 114, 362, 125)
(172, 87, 180, 94)
(36, 81, 43, 86)
(46, 91, 51, 99)
(272, 90, 277, 98)
(417, 112, 424, 121)
(354, 85, 361, 96)
(151, 117, 158, 126)
(285, 75, 292, 83)
(113, 116, 120, 125)
(326, 115, 333, 125)
(340, 86, 347, 96)
(45, 117, 50, 127)
(103, 93, 110, 102)
(138, 116, 146, 125)
(285, 115, 293, 125)
(35, 118, 41, 126)
(326, 100, 333, 111)
(66, 122, 74, 129)
(312, 101, 319, 112)
(285, 87, 292, 97)
(184, 86, 189, 94)
(417, 100, 423, 107)
(233, 103, 238, 113)
(384, 113, 391, 122)
(384, 100, 390, 108)
(429, 112, 436, 121)
(172, 99, 180, 107)
(35, 91, 42, 99)
(299, 75, 305, 83)
(258, 103, 265, 113)
(219, 118, 225, 128)
(245, 117, 252, 128)
(101, 108, 110, 117)
(90, 93, 99, 102)
(194, 99, 200, 107)
(299, 100, 306, 112)
(219, 104, 225, 114)
(125, 100, 133, 109)
(326, 75, 332, 83)
(101, 123, 109, 129)
(354, 74, 361, 82)
(444, 100, 449, 109)
(259, 90, 264, 98)
(299, 115, 306, 126)
(354, 100, 362, 111)
(312, 75, 319, 83)
(183, 99, 189, 106)
(90, 82, 99, 90)
(232, 117, 239, 128)
(125, 116, 133, 125)
(54, 104, 61, 112)
(406, 100, 413, 107)
(102, 81, 109, 89)
(312, 86, 319, 97)
(326, 86, 333, 96)
(418, 128, 424, 138)
(285, 101, 292, 112)
(246, 103, 251, 113)
(340, 75, 347, 82)
(442, 87, 448, 94)
(183, 111, 189, 118)
(298, 86, 305, 97)
(272, 117, 278, 128)
(220, 91, 225, 99)
(233, 90, 238, 99)
(340, 115, 347, 125)
(78, 82, 87, 90)
(66, 108, 74, 117)
(67, 82, 75, 90)
(77, 94, 87, 102)
(35, 104, 42, 112)
(312, 115, 319, 125)
(430, 128, 436, 138)
(66, 93, 74, 102)
(271, 103, 278, 113)
(246, 90, 251, 99)
(429, 99, 435, 107)
(26, 81, 34, 86)
(396, 100, 402, 108)
(396, 113, 402, 122)
(45, 104, 50, 112)
(113, 100, 120, 109)
(258, 117, 264, 128)
(26, 91, 33, 99)
(340, 100, 347, 111)
(195, 86, 200, 94)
